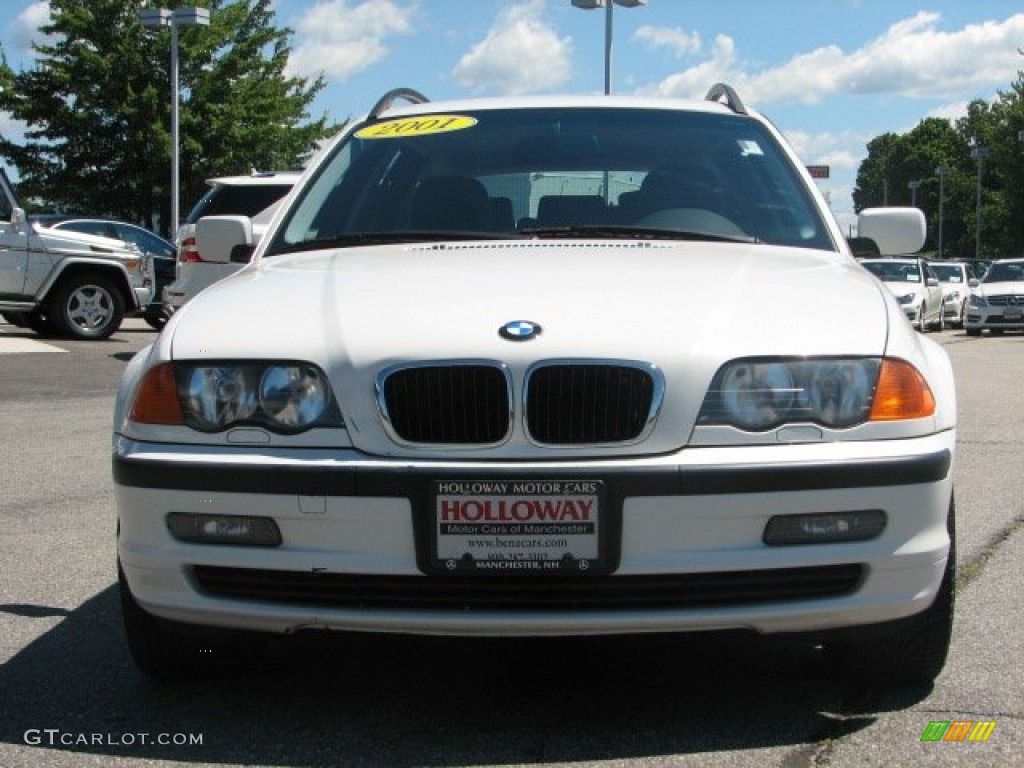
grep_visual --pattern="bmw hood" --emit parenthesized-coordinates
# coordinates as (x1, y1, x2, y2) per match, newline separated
(167, 240, 891, 456)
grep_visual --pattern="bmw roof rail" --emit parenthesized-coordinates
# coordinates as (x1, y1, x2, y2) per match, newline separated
(705, 83, 747, 116)
(369, 88, 430, 120)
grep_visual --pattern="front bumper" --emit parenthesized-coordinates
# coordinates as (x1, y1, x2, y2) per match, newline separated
(964, 308, 1024, 331)
(114, 431, 955, 638)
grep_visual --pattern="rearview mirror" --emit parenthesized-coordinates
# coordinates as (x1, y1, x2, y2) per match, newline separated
(195, 215, 253, 264)
(856, 208, 926, 256)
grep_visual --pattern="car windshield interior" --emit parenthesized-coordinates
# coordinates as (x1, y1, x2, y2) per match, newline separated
(983, 262, 1024, 283)
(863, 261, 922, 283)
(270, 107, 834, 255)
(930, 264, 964, 282)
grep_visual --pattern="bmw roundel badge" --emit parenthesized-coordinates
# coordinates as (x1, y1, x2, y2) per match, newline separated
(499, 320, 542, 341)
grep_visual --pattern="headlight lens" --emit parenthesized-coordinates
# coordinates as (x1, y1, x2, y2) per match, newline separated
(896, 293, 915, 304)
(183, 366, 258, 430)
(699, 358, 882, 430)
(969, 294, 987, 307)
(259, 364, 331, 429)
(170, 361, 339, 433)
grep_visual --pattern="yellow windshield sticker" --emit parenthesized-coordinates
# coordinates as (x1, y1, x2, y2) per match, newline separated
(356, 115, 478, 139)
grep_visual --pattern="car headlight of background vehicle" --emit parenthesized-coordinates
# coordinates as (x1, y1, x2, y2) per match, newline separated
(129, 361, 343, 433)
(896, 292, 916, 305)
(968, 294, 988, 308)
(697, 357, 935, 431)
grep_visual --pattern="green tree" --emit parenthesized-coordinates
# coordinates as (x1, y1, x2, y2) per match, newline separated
(0, 0, 337, 236)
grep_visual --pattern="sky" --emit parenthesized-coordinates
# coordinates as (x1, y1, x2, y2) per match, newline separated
(2, 0, 1024, 232)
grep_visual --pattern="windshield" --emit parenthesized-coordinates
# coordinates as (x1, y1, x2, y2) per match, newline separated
(931, 264, 965, 282)
(983, 261, 1024, 283)
(269, 107, 834, 255)
(862, 261, 922, 283)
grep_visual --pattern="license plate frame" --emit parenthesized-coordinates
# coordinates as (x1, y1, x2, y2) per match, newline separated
(429, 479, 606, 575)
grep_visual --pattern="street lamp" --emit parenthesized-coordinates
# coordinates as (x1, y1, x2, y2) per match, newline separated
(971, 144, 989, 260)
(571, 0, 646, 95)
(140, 6, 211, 237)
(935, 165, 950, 259)
(907, 179, 921, 208)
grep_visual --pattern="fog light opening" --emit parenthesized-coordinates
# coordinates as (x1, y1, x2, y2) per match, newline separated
(167, 512, 282, 546)
(763, 510, 886, 546)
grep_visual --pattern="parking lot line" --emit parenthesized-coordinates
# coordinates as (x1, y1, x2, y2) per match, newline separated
(0, 333, 67, 354)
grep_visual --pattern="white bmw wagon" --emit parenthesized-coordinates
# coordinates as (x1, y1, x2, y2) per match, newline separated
(113, 86, 956, 683)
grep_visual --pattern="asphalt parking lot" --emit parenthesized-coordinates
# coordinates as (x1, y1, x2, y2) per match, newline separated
(0, 318, 1021, 767)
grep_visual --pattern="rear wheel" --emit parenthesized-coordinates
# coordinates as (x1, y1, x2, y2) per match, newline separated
(826, 494, 955, 686)
(48, 274, 125, 340)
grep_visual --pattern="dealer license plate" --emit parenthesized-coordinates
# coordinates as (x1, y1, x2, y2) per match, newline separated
(432, 479, 604, 574)
(1004, 307, 1022, 320)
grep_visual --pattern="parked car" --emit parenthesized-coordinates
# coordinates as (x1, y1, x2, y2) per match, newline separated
(860, 257, 945, 332)
(964, 257, 1024, 336)
(0, 168, 153, 340)
(30, 215, 175, 330)
(114, 85, 956, 687)
(163, 171, 299, 311)
(929, 260, 972, 328)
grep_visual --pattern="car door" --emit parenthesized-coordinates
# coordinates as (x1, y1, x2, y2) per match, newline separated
(0, 168, 30, 297)
(922, 262, 944, 325)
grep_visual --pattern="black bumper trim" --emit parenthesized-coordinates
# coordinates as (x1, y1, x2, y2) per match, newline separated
(112, 449, 951, 497)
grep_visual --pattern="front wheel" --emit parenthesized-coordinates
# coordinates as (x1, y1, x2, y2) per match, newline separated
(48, 274, 125, 340)
(825, 494, 956, 686)
(916, 304, 928, 332)
(119, 562, 263, 679)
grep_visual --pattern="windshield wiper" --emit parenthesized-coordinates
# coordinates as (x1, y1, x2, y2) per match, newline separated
(518, 225, 758, 244)
(271, 230, 528, 254)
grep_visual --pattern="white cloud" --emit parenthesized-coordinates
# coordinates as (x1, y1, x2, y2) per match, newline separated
(452, 0, 572, 96)
(632, 25, 701, 57)
(4, 2, 51, 60)
(647, 11, 1024, 106)
(286, 0, 415, 81)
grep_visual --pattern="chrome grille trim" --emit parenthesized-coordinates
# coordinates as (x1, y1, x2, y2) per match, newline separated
(986, 294, 1024, 306)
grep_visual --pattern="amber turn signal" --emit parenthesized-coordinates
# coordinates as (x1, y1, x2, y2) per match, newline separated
(129, 363, 185, 425)
(869, 358, 935, 421)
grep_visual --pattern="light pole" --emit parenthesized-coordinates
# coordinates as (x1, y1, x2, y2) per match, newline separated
(971, 144, 989, 260)
(140, 6, 211, 237)
(907, 179, 921, 208)
(935, 164, 949, 259)
(571, 0, 646, 95)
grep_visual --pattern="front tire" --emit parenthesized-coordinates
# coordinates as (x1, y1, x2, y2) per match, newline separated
(826, 494, 956, 686)
(119, 562, 263, 679)
(49, 274, 125, 340)
(916, 304, 928, 332)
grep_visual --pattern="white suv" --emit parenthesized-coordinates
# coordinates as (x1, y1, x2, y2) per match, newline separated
(163, 172, 299, 310)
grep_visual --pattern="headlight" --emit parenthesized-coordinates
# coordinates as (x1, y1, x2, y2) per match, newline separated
(943, 290, 960, 303)
(259, 364, 331, 430)
(969, 294, 987, 308)
(130, 361, 342, 433)
(896, 293, 915, 305)
(698, 357, 932, 431)
(183, 366, 259, 430)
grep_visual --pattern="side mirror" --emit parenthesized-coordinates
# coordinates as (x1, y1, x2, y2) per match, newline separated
(926, 277, 938, 287)
(11, 206, 26, 230)
(856, 208, 926, 256)
(195, 215, 253, 264)
(969, 278, 980, 288)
